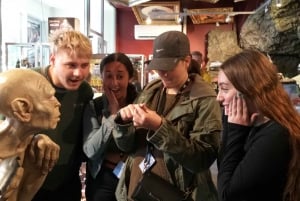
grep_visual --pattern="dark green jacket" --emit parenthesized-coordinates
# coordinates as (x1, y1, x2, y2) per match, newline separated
(114, 74, 222, 201)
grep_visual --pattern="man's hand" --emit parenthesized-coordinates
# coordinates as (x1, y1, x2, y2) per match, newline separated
(28, 134, 60, 174)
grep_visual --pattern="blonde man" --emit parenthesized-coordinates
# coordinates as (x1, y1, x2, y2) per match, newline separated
(32, 30, 94, 201)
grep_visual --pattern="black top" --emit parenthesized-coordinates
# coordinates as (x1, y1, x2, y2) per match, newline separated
(218, 116, 291, 201)
(33, 67, 94, 191)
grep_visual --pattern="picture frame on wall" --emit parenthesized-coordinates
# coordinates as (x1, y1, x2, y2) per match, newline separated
(187, 7, 234, 24)
(48, 17, 80, 35)
(27, 16, 42, 43)
(132, 1, 180, 25)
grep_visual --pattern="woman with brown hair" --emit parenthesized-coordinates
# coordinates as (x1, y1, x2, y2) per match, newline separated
(217, 49, 300, 201)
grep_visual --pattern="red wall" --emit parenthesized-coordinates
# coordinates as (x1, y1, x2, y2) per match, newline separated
(116, 9, 237, 59)
(115, 0, 266, 58)
(116, 9, 154, 59)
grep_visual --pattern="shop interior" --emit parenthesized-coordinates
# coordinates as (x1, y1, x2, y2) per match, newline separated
(0, 0, 299, 200)
(1, 0, 299, 117)
(1, 0, 299, 90)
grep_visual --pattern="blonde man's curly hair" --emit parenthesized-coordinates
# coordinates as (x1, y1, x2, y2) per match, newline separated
(49, 29, 92, 58)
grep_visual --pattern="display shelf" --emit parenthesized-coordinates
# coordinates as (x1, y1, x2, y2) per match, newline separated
(126, 54, 145, 88)
(89, 54, 146, 92)
(143, 54, 160, 86)
(5, 42, 50, 70)
(89, 54, 107, 93)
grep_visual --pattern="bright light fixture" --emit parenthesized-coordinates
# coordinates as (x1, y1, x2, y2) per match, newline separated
(145, 16, 152, 24)
(225, 15, 232, 23)
(276, 0, 282, 7)
(108, 0, 151, 7)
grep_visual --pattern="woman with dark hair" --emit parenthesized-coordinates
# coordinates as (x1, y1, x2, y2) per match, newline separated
(217, 49, 300, 201)
(83, 52, 139, 201)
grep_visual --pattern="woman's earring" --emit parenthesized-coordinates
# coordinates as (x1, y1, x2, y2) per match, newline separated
(236, 92, 244, 98)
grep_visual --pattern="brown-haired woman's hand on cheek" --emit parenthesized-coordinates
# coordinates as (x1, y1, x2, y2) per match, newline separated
(228, 94, 251, 126)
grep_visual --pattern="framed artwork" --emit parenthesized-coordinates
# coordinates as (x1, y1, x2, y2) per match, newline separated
(27, 16, 42, 43)
(187, 7, 233, 24)
(132, 1, 180, 25)
(48, 17, 80, 35)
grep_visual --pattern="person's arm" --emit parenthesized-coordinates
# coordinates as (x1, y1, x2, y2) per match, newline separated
(147, 97, 222, 173)
(82, 101, 116, 160)
(112, 120, 136, 153)
(217, 122, 290, 201)
(112, 104, 137, 153)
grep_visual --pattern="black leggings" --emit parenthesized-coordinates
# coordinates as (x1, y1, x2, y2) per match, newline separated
(85, 166, 119, 201)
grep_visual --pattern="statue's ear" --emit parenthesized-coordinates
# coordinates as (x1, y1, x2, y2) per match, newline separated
(11, 98, 33, 122)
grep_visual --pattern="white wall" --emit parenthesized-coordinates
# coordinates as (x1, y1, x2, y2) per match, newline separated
(1, 0, 55, 70)
(1, 0, 116, 71)
(103, 0, 116, 53)
(46, 2, 85, 34)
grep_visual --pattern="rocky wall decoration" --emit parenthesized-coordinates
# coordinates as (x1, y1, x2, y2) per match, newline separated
(207, 29, 241, 63)
(206, 29, 242, 82)
(240, 0, 300, 77)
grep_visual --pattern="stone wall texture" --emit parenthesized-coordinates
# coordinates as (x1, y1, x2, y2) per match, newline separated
(240, 0, 300, 77)
(207, 0, 300, 78)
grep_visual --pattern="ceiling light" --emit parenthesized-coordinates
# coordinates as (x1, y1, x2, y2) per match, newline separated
(177, 18, 182, 24)
(108, 0, 151, 7)
(276, 0, 282, 7)
(177, 15, 182, 24)
(145, 16, 152, 24)
(264, 6, 269, 13)
(225, 15, 232, 23)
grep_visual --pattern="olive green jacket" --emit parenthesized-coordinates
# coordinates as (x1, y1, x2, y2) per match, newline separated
(114, 74, 222, 201)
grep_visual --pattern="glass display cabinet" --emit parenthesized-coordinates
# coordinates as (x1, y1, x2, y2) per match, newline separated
(126, 54, 145, 88)
(89, 53, 107, 96)
(5, 42, 50, 71)
(89, 54, 145, 96)
(143, 54, 160, 86)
